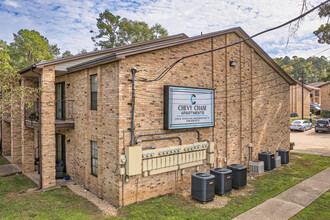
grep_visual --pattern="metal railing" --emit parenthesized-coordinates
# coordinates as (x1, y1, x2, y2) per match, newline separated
(24, 102, 39, 122)
(55, 100, 74, 121)
(24, 100, 74, 122)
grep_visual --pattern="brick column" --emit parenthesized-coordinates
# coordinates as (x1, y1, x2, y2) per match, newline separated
(1, 120, 11, 156)
(11, 93, 22, 164)
(21, 77, 37, 173)
(40, 66, 56, 189)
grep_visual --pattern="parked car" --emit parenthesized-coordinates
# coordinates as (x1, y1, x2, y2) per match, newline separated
(290, 113, 299, 117)
(310, 104, 321, 111)
(290, 120, 312, 132)
(315, 119, 330, 133)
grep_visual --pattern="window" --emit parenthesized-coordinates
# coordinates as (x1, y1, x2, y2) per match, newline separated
(91, 141, 98, 176)
(90, 75, 97, 110)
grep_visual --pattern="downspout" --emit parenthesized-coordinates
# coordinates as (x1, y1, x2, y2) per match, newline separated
(31, 67, 42, 189)
(130, 68, 137, 146)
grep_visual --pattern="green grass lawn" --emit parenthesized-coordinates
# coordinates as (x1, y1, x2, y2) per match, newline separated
(0, 155, 10, 165)
(0, 173, 103, 219)
(119, 153, 330, 219)
(290, 190, 330, 220)
(0, 153, 329, 219)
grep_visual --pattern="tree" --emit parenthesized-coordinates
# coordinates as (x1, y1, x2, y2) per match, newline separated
(49, 44, 61, 58)
(321, 66, 330, 82)
(91, 10, 168, 49)
(313, 3, 329, 44)
(8, 29, 60, 70)
(0, 40, 39, 120)
(274, 56, 329, 84)
(77, 49, 88, 55)
(61, 50, 73, 58)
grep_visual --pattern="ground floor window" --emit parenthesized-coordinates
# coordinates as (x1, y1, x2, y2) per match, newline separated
(91, 141, 98, 176)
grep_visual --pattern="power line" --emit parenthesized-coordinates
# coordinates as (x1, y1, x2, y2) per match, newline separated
(135, 0, 329, 82)
(135, 55, 329, 101)
(137, 80, 291, 103)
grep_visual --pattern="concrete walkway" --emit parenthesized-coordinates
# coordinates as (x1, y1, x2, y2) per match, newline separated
(234, 167, 330, 220)
(0, 164, 22, 177)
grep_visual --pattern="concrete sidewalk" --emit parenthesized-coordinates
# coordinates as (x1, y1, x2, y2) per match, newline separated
(234, 167, 330, 220)
(0, 164, 22, 177)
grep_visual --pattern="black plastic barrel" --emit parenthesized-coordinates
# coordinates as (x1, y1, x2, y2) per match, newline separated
(276, 150, 289, 164)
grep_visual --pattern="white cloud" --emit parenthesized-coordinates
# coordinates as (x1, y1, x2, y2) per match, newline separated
(3, 0, 19, 8)
(0, 0, 328, 59)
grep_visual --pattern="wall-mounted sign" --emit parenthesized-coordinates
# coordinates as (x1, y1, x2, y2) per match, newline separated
(164, 86, 214, 130)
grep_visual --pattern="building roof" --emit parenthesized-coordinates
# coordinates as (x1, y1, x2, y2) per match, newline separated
(19, 27, 296, 85)
(307, 81, 330, 88)
(293, 79, 313, 91)
(305, 84, 320, 90)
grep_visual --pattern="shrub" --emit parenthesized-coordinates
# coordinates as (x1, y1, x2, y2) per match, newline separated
(311, 108, 317, 115)
(290, 142, 295, 150)
(321, 110, 330, 118)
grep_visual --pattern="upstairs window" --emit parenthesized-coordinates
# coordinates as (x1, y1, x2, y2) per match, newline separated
(90, 75, 97, 110)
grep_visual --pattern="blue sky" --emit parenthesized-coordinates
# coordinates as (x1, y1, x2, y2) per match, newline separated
(0, 0, 329, 58)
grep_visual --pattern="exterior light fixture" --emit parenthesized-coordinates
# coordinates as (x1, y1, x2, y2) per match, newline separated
(229, 61, 237, 67)
(66, 83, 71, 88)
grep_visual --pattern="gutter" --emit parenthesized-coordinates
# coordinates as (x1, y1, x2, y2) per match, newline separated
(18, 64, 37, 75)
(67, 54, 124, 73)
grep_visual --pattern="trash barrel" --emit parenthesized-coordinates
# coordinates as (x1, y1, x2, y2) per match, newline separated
(276, 150, 289, 164)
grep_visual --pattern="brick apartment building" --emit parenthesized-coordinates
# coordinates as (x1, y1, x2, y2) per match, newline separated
(290, 80, 311, 117)
(1, 27, 295, 207)
(307, 81, 330, 111)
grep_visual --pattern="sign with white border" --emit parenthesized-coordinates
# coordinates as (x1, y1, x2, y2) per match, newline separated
(164, 86, 214, 130)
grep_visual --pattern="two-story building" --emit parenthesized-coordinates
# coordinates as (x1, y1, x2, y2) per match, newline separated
(290, 80, 312, 117)
(1, 27, 295, 207)
(307, 81, 330, 111)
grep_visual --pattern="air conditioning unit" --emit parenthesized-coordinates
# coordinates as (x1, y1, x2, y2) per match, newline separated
(227, 164, 247, 189)
(258, 152, 275, 171)
(276, 150, 289, 164)
(210, 168, 232, 195)
(275, 156, 281, 168)
(249, 161, 264, 175)
(191, 173, 215, 202)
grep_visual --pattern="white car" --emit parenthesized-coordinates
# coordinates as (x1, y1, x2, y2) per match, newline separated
(290, 120, 312, 132)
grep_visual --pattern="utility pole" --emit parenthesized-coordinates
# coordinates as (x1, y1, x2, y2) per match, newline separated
(301, 69, 304, 120)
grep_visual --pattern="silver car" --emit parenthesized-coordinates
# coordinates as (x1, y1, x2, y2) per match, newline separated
(290, 120, 312, 132)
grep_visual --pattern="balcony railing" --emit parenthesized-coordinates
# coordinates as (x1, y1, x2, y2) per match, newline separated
(24, 102, 39, 122)
(55, 100, 74, 121)
(24, 100, 74, 122)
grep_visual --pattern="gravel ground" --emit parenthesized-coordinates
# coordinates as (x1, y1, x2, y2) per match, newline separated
(67, 184, 118, 217)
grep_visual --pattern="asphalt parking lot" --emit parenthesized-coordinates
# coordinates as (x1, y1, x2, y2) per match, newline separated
(290, 128, 330, 156)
